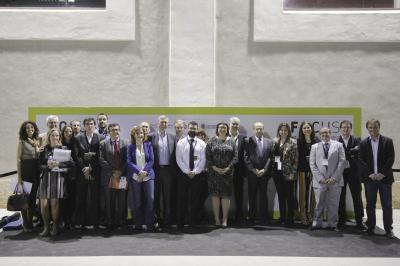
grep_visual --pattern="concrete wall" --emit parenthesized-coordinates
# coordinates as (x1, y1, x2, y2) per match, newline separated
(1, 0, 400, 173)
(216, 0, 400, 168)
(0, 0, 169, 172)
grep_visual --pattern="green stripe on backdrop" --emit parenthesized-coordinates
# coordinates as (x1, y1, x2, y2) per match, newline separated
(28, 107, 362, 136)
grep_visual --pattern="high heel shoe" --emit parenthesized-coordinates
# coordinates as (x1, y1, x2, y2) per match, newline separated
(50, 223, 59, 236)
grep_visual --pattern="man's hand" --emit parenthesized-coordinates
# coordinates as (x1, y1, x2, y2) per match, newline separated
(187, 171, 196, 178)
(83, 166, 92, 177)
(369, 173, 376, 180)
(376, 173, 385, 181)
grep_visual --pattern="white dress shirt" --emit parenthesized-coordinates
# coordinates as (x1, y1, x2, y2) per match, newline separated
(176, 136, 206, 175)
(158, 131, 170, 165)
(370, 135, 380, 174)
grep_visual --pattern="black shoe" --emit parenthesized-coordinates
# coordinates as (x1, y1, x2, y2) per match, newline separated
(356, 223, 367, 231)
(385, 231, 395, 239)
(310, 225, 321, 231)
(364, 228, 374, 236)
(326, 226, 341, 232)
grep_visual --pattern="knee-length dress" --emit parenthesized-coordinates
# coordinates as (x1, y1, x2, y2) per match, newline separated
(39, 145, 74, 199)
(206, 136, 238, 197)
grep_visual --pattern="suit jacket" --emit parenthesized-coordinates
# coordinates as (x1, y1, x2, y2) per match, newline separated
(309, 140, 346, 188)
(126, 141, 155, 181)
(99, 138, 129, 186)
(244, 136, 273, 177)
(149, 132, 176, 167)
(231, 134, 247, 177)
(338, 135, 360, 177)
(359, 135, 395, 184)
(74, 132, 105, 178)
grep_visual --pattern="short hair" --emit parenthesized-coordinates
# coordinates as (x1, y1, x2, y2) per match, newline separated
(83, 117, 96, 126)
(46, 115, 59, 124)
(298, 121, 315, 142)
(158, 115, 169, 123)
(174, 119, 186, 127)
(197, 128, 208, 142)
(253, 122, 264, 129)
(130, 126, 144, 144)
(340, 120, 353, 129)
(47, 128, 61, 146)
(229, 117, 240, 124)
(70, 120, 81, 126)
(140, 121, 150, 127)
(97, 113, 108, 119)
(61, 125, 73, 145)
(188, 121, 198, 128)
(276, 122, 292, 138)
(366, 118, 380, 129)
(215, 122, 230, 136)
(19, 121, 39, 141)
(108, 123, 120, 131)
(320, 127, 331, 134)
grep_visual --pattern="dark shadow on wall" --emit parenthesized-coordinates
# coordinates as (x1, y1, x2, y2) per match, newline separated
(248, 0, 400, 54)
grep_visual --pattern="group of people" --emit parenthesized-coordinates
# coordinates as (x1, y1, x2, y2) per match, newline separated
(16, 113, 395, 239)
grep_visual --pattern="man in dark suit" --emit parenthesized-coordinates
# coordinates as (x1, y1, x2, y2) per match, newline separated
(74, 117, 105, 229)
(337, 120, 366, 230)
(99, 123, 129, 229)
(244, 122, 273, 224)
(149, 115, 176, 228)
(359, 118, 395, 238)
(229, 117, 247, 225)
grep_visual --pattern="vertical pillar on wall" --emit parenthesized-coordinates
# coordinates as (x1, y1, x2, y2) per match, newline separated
(169, 0, 215, 106)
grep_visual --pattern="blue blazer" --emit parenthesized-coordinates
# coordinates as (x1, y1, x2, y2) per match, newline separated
(127, 141, 155, 181)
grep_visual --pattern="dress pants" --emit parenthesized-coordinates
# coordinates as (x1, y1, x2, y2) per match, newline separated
(99, 183, 111, 226)
(177, 172, 204, 226)
(273, 172, 295, 223)
(338, 170, 364, 225)
(155, 166, 174, 226)
(110, 188, 127, 227)
(233, 166, 245, 222)
(313, 185, 341, 227)
(130, 179, 154, 229)
(75, 176, 99, 226)
(247, 173, 269, 222)
(364, 181, 393, 232)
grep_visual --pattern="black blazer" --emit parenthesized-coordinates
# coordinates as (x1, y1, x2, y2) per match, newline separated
(338, 135, 361, 177)
(74, 132, 105, 177)
(297, 136, 320, 172)
(149, 132, 176, 167)
(233, 134, 247, 176)
(359, 135, 395, 184)
(244, 136, 273, 177)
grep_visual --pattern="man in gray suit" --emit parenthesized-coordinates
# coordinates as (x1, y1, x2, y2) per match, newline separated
(150, 115, 176, 228)
(244, 122, 273, 225)
(309, 127, 346, 231)
(99, 123, 129, 229)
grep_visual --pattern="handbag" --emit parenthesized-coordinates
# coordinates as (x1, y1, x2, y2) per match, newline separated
(7, 183, 29, 211)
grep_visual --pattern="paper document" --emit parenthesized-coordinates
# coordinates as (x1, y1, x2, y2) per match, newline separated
(53, 148, 71, 162)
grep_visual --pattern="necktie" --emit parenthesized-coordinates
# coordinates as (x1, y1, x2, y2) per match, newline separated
(323, 143, 329, 159)
(257, 137, 263, 158)
(114, 140, 120, 170)
(189, 139, 195, 171)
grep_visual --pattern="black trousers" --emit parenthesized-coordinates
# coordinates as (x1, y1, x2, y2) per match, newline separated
(155, 166, 175, 226)
(364, 181, 393, 232)
(233, 168, 245, 221)
(338, 170, 364, 225)
(62, 178, 76, 226)
(110, 188, 127, 226)
(75, 176, 99, 226)
(273, 172, 295, 222)
(247, 173, 269, 222)
(177, 172, 204, 226)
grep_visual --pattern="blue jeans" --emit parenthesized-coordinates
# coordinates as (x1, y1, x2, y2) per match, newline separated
(130, 179, 155, 229)
(364, 181, 393, 232)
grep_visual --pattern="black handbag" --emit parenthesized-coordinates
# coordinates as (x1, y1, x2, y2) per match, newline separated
(7, 184, 29, 211)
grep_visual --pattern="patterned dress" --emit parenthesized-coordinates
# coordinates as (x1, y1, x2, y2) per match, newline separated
(206, 136, 238, 197)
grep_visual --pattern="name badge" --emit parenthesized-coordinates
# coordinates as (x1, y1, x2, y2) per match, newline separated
(277, 161, 282, 171)
(322, 159, 328, 166)
(274, 156, 280, 162)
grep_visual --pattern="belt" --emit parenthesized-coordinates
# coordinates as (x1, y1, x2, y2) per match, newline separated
(159, 165, 170, 168)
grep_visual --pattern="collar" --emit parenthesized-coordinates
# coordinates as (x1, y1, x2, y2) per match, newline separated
(369, 135, 380, 142)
